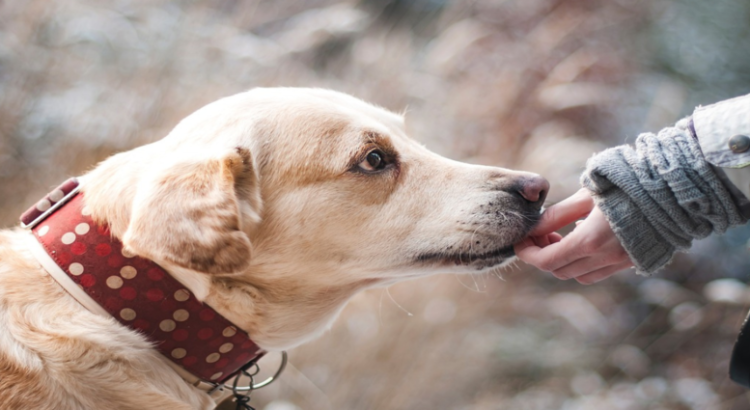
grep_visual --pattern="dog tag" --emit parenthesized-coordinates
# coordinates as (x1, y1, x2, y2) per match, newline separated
(235, 396, 255, 410)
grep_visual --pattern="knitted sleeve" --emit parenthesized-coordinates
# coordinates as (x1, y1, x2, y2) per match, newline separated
(580, 121, 748, 275)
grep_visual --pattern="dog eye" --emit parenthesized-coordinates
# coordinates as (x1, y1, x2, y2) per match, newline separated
(358, 150, 387, 172)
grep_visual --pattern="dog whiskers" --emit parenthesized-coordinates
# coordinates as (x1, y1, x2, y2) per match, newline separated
(386, 287, 413, 317)
(453, 273, 487, 293)
(489, 266, 505, 281)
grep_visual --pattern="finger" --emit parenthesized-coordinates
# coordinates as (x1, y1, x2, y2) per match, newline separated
(513, 237, 536, 254)
(530, 189, 595, 236)
(515, 237, 587, 273)
(551, 249, 630, 280)
(532, 235, 552, 247)
(531, 233, 562, 248)
(574, 262, 634, 285)
(550, 256, 600, 280)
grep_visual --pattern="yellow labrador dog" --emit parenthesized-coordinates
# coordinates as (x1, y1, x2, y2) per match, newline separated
(0, 88, 548, 409)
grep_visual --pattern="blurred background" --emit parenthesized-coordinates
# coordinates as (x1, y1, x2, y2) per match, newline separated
(2, 0, 750, 409)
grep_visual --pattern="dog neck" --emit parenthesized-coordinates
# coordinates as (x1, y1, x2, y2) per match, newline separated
(169, 261, 381, 351)
(21, 180, 266, 386)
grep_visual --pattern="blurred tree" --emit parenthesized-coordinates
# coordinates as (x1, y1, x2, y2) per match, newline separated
(650, 0, 750, 105)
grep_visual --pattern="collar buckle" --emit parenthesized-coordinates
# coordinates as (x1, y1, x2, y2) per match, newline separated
(20, 178, 81, 229)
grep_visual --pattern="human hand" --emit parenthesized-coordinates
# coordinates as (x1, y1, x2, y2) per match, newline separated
(514, 188, 634, 284)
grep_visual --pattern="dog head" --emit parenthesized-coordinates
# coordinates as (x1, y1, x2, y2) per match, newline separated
(82, 88, 548, 349)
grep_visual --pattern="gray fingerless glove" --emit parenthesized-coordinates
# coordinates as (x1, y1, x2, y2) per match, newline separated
(580, 120, 748, 275)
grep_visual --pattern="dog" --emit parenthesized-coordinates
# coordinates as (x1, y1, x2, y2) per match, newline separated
(0, 88, 548, 409)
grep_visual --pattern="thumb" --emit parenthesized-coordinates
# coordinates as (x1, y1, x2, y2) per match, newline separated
(530, 188, 595, 235)
(513, 237, 540, 260)
(513, 237, 536, 255)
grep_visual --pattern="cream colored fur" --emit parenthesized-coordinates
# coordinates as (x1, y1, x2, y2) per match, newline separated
(0, 88, 544, 409)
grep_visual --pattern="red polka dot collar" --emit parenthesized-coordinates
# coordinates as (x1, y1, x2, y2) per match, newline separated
(21, 178, 264, 387)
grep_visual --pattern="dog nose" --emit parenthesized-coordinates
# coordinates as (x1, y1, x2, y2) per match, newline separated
(517, 175, 549, 208)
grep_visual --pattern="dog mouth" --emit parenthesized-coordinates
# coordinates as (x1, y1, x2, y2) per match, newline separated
(415, 209, 541, 270)
(415, 245, 516, 269)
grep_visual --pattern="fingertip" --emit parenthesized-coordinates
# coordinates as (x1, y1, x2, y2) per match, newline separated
(514, 242, 540, 261)
(532, 235, 551, 247)
(575, 277, 592, 285)
(529, 190, 596, 235)
(551, 271, 570, 280)
(513, 238, 532, 254)
(517, 237, 533, 247)
(529, 209, 557, 236)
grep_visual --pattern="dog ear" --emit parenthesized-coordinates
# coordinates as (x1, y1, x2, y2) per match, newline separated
(122, 147, 260, 274)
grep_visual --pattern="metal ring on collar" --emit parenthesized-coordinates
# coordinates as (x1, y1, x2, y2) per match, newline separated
(230, 351, 288, 392)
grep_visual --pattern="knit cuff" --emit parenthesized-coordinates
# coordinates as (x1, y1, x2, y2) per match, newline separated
(581, 175, 676, 275)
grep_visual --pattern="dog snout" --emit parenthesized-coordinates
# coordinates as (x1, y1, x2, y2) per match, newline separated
(516, 175, 549, 209)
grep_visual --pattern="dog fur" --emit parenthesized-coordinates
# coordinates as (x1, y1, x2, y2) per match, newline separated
(0, 88, 546, 409)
